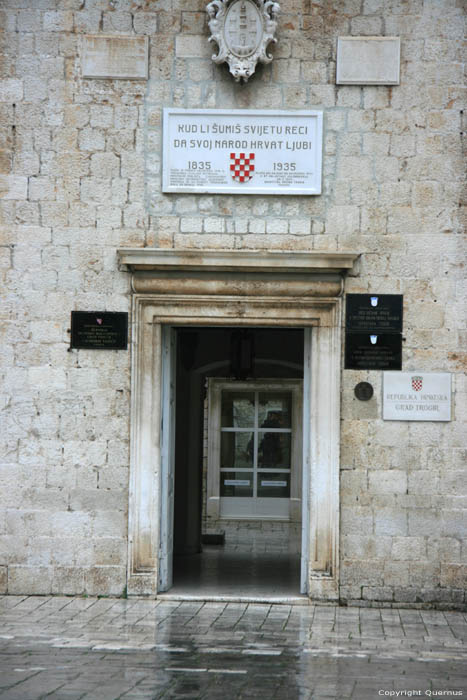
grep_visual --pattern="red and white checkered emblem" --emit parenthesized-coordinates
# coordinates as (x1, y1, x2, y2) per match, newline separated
(230, 152, 255, 183)
(411, 376, 423, 391)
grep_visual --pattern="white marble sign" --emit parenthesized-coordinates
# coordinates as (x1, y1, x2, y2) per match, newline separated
(81, 36, 148, 80)
(162, 109, 323, 195)
(336, 37, 400, 85)
(383, 372, 451, 421)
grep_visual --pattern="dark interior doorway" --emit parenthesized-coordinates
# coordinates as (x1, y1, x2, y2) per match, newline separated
(171, 326, 304, 598)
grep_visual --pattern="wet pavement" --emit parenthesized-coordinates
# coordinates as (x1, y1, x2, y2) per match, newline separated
(0, 596, 466, 699)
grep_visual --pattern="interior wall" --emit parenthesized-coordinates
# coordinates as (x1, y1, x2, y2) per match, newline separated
(173, 327, 304, 556)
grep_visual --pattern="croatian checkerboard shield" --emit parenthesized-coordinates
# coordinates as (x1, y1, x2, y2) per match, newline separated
(411, 376, 423, 391)
(230, 152, 255, 183)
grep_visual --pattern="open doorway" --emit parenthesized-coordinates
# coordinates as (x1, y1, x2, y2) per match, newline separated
(170, 327, 305, 599)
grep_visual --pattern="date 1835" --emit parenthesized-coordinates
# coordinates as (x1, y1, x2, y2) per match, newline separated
(188, 161, 211, 170)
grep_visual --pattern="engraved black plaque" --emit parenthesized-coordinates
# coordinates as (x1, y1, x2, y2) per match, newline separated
(70, 311, 128, 350)
(345, 333, 402, 370)
(346, 294, 403, 333)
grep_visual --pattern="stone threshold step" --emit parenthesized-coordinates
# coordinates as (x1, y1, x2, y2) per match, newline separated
(156, 593, 311, 605)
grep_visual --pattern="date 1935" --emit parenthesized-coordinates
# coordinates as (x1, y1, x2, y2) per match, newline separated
(273, 162, 296, 171)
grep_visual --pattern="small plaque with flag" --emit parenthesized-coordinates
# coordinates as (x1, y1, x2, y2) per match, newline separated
(70, 311, 128, 350)
(383, 372, 451, 421)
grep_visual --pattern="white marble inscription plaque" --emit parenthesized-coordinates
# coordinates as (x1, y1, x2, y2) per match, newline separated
(162, 109, 323, 195)
(383, 372, 451, 421)
(81, 35, 148, 80)
(336, 37, 400, 85)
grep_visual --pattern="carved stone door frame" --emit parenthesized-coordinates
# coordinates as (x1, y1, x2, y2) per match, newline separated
(118, 248, 358, 601)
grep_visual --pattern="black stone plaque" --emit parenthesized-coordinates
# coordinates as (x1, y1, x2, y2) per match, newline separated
(354, 382, 374, 401)
(345, 333, 402, 370)
(346, 294, 403, 333)
(70, 311, 128, 350)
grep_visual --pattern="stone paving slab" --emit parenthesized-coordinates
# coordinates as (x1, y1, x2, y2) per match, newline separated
(0, 597, 466, 699)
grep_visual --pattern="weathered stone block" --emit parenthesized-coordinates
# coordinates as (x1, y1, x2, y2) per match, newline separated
(374, 508, 407, 536)
(442, 511, 467, 539)
(341, 560, 384, 586)
(50, 512, 93, 539)
(440, 564, 467, 589)
(8, 565, 53, 594)
(133, 11, 158, 35)
(0, 175, 27, 200)
(369, 470, 407, 495)
(391, 537, 427, 561)
(17, 10, 42, 33)
(90, 104, 113, 128)
(342, 534, 392, 559)
(180, 217, 203, 233)
(90, 152, 120, 178)
(84, 565, 126, 596)
(341, 506, 373, 536)
(175, 35, 210, 59)
(392, 587, 419, 604)
(52, 566, 85, 595)
(43, 11, 73, 32)
(409, 562, 441, 588)
(92, 538, 127, 567)
(362, 586, 394, 601)
(384, 561, 410, 587)
(102, 11, 133, 33)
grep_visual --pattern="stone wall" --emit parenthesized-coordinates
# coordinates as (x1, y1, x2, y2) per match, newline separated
(0, 0, 465, 605)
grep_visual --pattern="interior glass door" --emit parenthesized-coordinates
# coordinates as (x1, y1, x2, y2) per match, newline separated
(220, 389, 293, 518)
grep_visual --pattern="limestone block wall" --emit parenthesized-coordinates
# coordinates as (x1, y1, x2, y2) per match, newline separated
(0, 0, 465, 604)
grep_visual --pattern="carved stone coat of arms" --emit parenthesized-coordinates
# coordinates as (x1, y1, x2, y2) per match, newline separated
(206, 0, 280, 82)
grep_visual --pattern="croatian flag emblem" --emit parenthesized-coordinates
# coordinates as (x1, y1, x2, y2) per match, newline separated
(412, 376, 423, 391)
(230, 152, 255, 183)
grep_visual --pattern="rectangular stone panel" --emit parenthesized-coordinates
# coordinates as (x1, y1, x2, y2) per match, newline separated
(336, 37, 400, 85)
(81, 35, 148, 79)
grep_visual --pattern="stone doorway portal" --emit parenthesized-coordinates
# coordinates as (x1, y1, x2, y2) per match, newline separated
(118, 248, 358, 601)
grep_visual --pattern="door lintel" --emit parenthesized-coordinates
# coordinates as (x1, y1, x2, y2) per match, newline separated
(118, 247, 359, 275)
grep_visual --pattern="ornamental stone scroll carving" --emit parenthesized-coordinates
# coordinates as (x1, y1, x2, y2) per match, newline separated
(206, 0, 280, 82)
